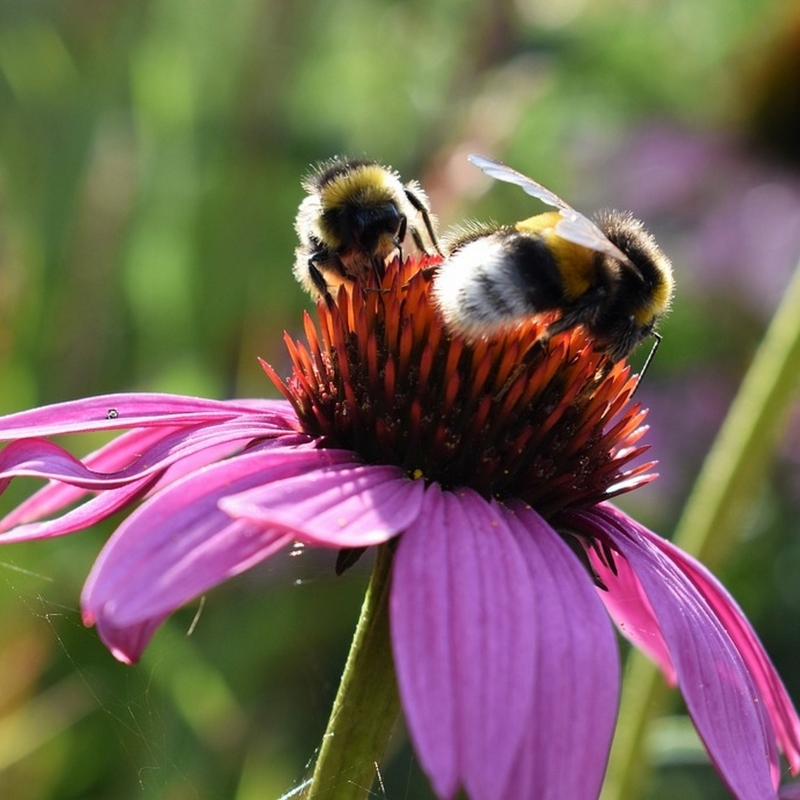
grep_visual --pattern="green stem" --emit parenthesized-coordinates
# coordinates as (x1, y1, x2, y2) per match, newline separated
(602, 254, 800, 800)
(305, 543, 401, 800)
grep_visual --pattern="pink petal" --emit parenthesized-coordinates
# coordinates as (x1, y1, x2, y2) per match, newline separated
(0, 418, 301, 489)
(91, 615, 168, 666)
(0, 481, 155, 542)
(0, 393, 295, 438)
(505, 503, 620, 800)
(588, 504, 800, 776)
(390, 486, 538, 800)
(0, 439, 249, 543)
(0, 438, 158, 490)
(582, 535, 677, 684)
(565, 506, 781, 799)
(631, 516, 800, 774)
(0, 426, 181, 533)
(0, 419, 308, 541)
(82, 444, 357, 663)
(219, 464, 424, 547)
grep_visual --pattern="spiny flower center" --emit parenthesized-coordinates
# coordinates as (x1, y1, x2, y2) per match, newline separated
(264, 257, 654, 518)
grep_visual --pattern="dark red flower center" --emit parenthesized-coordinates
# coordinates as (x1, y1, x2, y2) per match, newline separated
(264, 257, 654, 519)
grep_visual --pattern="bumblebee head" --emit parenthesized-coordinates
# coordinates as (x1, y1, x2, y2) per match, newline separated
(587, 211, 673, 360)
(311, 160, 407, 249)
(596, 210, 674, 326)
(322, 196, 403, 252)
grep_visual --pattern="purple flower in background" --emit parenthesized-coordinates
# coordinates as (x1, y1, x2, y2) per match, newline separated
(0, 257, 799, 799)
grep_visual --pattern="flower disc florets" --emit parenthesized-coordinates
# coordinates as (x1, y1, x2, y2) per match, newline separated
(264, 257, 654, 518)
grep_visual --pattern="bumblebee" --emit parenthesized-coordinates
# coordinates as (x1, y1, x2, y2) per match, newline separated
(294, 156, 441, 297)
(433, 154, 674, 363)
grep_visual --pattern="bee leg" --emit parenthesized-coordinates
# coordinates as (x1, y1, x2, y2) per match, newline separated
(409, 227, 428, 253)
(307, 258, 330, 297)
(416, 263, 439, 281)
(365, 254, 394, 296)
(404, 187, 442, 255)
(544, 311, 588, 339)
(389, 214, 407, 269)
(370, 253, 386, 282)
(397, 214, 408, 253)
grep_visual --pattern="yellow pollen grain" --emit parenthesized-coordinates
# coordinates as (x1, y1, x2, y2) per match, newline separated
(411, 468, 424, 480)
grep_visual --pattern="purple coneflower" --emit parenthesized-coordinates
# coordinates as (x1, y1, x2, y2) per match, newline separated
(0, 256, 798, 799)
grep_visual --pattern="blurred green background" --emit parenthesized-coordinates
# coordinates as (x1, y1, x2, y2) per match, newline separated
(1, 0, 800, 797)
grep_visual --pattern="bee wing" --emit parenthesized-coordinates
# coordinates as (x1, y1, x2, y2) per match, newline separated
(468, 154, 634, 267)
(551, 216, 634, 267)
(468, 154, 576, 211)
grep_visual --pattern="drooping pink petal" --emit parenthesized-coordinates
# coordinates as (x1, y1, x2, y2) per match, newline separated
(0, 480, 156, 542)
(0, 419, 308, 541)
(565, 505, 782, 800)
(90, 614, 169, 666)
(629, 512, 800, 775)
(82, 444, 360, 663)
(581, 504, 800, 778)
(219, 464, 424, 547)
(390, 486, 538, 800)
(0, 426, 183, 533)
(0, 417, 302, 491)
(0, 441, 264, 543)
(582, 533, 677, 684)
(504, 503, 620, 800)
(0, 393, 296, 438)
(0, 438, 161, 490)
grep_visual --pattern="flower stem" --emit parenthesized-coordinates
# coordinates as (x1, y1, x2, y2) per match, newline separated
(602, 254, 800, 800)
(306, 543, 400, 799)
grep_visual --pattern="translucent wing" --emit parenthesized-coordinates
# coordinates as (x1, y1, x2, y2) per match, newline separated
(468, 154, 634, 267)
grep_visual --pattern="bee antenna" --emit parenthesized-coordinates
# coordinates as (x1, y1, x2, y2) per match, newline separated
(632, 331, 661, 397)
